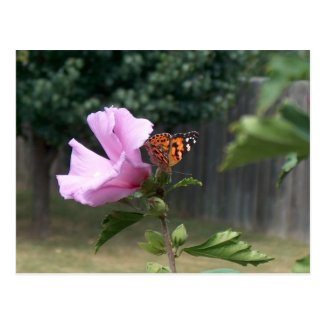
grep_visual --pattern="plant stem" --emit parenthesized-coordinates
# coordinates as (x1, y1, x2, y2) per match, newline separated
(159, 215, 176, 273)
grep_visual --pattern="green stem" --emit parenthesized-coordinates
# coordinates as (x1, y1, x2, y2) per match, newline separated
(159, 215, 176, 273)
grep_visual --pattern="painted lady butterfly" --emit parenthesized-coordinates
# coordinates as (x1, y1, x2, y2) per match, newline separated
(144, 131, 199, 173)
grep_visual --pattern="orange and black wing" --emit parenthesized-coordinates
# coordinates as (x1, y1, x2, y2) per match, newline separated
(168, 131, 199, 167)
(144, 133, 172, 171)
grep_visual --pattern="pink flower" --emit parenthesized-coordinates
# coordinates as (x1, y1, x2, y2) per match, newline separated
(56, 107, 153, 206)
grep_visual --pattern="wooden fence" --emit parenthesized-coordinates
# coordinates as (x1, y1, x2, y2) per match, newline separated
(167, 80, 310, 242)
(16, 80, 310, 241)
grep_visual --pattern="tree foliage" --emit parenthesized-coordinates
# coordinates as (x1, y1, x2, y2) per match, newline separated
(17, 50, 265, 148)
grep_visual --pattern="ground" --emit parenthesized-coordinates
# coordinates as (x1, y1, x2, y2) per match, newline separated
(16, 191, 309, 273)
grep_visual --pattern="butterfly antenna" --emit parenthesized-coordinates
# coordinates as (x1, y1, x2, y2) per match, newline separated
(172, 170, 192, 176)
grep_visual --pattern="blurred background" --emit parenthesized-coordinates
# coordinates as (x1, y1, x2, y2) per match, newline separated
(16, 50, 309, 272)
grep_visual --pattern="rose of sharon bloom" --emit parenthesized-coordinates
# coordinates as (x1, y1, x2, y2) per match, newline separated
(56, 107, 153, 206)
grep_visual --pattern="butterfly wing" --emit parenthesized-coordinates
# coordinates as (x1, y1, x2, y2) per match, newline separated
(144, 133, 172, 171)
(168, 131, 199, 167)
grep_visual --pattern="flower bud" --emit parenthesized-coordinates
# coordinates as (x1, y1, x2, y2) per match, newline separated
(146, 197, 168, 217)
(172, 224, 188, 247)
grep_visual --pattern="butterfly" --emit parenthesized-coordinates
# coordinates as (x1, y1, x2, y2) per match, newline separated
(144, 131, 199, 173)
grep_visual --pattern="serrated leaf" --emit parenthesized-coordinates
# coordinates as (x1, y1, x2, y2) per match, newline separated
(146, 262, 171, 273)
(184, 230, 274, 266)
(219, 115, 309, 171)
(186, 229, 241, 250)
(292, 255, 310, 273)
(95, 211, 143, 253)
(202, 268, 240, 273)
(169, 177, 202, 191)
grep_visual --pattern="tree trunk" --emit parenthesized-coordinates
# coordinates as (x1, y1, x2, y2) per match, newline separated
(30, 134, 57, 239)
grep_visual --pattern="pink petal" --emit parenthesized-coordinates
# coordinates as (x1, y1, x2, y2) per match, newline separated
(110, 108, 153, 157)
(79, 157, 150, 206)
(76, 186, 138, 207)
(57, 174, 136, 206)
(56, 139, 119, 203)
(87, 109, 122, 162)
(67, 139, 115, 180)
(108, 157, 151, 188)
(57, 159, 148, 207)
(56, 143, 150, 207)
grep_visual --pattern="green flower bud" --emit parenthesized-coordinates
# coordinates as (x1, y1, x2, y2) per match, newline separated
(146, 197, 168, 217)
(172, 224, 188, 247)
(146, 262, 171, 273)
(138, 230, 166, 256)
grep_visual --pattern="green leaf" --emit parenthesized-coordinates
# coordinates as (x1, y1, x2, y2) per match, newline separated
(268, 54, 309, 81)
(183, 229, 274, 266)
(95, 211, 144, 253)
(258, 78, 289, 115)
(292, 255, 310, 273)
(171, 224, 188, 247)
(276, 153, 307, 188)
(219, 115, 310, 171)
(169, 177, 203, 191)
(279, 101, 310, 138)
(201, 268, 240, 273)
(155, 169, 171, 186)
(187, 229, 241, 250)
(146, 262, 171, 273)
(140, 176, 159, 197)
(257, 54, 309, 114)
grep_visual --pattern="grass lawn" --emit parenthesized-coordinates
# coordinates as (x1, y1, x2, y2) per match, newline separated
(16, 191, 309, 273)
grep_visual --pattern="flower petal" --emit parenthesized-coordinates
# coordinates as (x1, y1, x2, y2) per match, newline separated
(56, 139, 120, 203)
(87, 108, 122, 162)
(79, 157, 150, 206)
(77, 186, 137, 207)
(67, 139, 115, 180)
(108, 155, 151, 188)
(111, 107, 153, 157)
